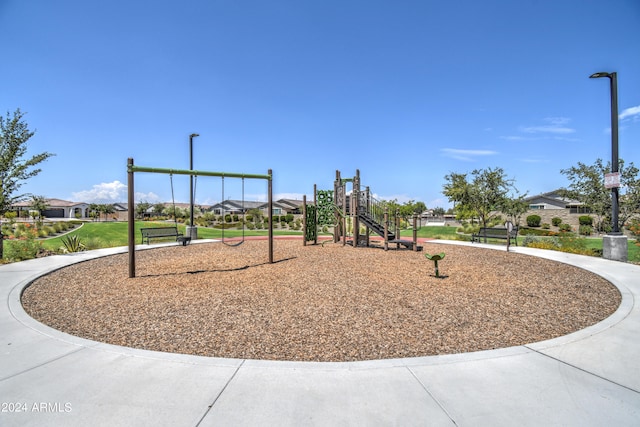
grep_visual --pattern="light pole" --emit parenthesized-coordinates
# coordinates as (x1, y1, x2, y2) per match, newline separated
(590, 71, 627, 261)
(589, 72, 620, 233)
(188, 133, 199, 239)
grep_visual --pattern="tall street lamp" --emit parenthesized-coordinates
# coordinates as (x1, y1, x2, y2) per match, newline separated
(188, 133, 199, 239)
(590, 71, 627, 261)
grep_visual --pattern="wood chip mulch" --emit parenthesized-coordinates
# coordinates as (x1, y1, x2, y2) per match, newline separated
(21, 240, 621, 362)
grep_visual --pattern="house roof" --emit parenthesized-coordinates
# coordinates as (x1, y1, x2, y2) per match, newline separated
(209, 200, 264, 210)
(524, 189, 582, 206)
(275, 199, 303, 209)
(12, 198, 88, 208)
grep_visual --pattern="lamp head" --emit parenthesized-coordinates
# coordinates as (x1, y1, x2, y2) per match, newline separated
(190, 133, 199, 138)
(590, 72, 611, 79)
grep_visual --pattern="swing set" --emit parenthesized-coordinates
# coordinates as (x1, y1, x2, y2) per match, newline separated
(127, 158, 273, 278)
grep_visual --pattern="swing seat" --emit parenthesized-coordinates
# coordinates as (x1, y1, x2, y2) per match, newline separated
(177, 235, 191, 246)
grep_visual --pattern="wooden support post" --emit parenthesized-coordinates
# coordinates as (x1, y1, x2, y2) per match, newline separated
(365, 186, 370, 247)
(396, 208, 401, 249)
(353, 169, 360, 247)
(127, 158, 136, 278)
(268, 169, 273, 264)
(384, 208, 389, 251)
(313, 184, 318, 245)
(302, 195, 307, 247)
(413, 214, 418, 251)
(334, 170, 340, 244)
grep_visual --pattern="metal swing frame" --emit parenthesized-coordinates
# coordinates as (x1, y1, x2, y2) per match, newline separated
(127, 158, 273, 278)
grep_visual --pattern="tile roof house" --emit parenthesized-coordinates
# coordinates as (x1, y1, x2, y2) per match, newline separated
(208, 200, 265, 215)
(207, 199, 304, 216)
(11, 198, 90, 219)
(524, 190, 588, 213)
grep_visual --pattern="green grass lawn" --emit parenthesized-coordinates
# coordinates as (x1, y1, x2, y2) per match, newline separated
(399, 225, 459, 239)
(13, 221, 638, 265)
(40, 221, 301, 251)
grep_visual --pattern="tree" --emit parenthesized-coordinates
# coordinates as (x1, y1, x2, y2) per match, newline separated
(135, 201, 151, 219)
(442, 167, 514, 229)
(432, 207, 446, 217)
(247, 208, 263, 223)
(0, 109, 54, 215)
(560, 158, 639, 231)
(153, 203, 166, 217)
(100, 204, 115, 221)
(500, 190, 529, 227)
(88, 203, 100, 221)
(29, 195, 48, 222)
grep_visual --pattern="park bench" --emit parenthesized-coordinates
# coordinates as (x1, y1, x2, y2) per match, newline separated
(140, 226, 190, 245)
(471, 227, 518, 246)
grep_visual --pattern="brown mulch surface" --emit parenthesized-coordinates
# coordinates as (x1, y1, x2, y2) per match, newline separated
(21, 240, 621, 362)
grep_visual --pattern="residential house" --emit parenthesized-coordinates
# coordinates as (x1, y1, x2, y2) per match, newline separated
(208, 200, 265, 216)
(522, 190, 590, 228)
(11, 198, 90, 219)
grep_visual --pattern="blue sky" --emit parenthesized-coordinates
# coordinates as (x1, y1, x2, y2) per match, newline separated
(2, 0, 639, 209)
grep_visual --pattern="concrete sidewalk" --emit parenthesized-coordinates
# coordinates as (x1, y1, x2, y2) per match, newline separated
(1, 241, 639, 426)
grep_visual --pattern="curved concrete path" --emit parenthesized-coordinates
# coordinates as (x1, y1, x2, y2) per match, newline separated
(1, 240, 639, 426)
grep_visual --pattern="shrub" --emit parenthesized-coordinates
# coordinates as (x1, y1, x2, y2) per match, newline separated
(285, 214, 294, 223)
(598, 221, 612, 233)
(551, 217, 562, 226)
(557, 234, 592, 255)
(558, 223, 572, 232)
(526, 215, 541, 227)
(579, 215, 593, 226)
(4, 236, 41, 261)
(579, 225, 592, 236)
(541, 223, 550, 229)
(523, 235, 560, 249)
(60, 235, 86, 253)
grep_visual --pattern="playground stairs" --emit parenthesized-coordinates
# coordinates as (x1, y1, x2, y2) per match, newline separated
(357, 212, 396, 241)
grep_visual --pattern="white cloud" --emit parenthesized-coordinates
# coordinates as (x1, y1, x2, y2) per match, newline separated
(71, 180, 161, 203)
(619, 105, 640, 121)
(519, 117, 576, 134)
(441, 148, 497, 161)
(72, 181, 127, 203)
(520, 125, 575, 134)
(134, 192, 162, 203)
(500, 135, 538, 141)
(544, 117, 571, 126)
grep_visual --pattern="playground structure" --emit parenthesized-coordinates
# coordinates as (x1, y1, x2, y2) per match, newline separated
(126, 158, 274, 278)
(303, 169, 421, 251)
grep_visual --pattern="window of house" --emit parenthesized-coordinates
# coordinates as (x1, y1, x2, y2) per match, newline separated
(569, 206, 591, 214)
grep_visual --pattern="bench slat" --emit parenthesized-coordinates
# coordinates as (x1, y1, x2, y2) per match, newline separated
(140, 227, 183, 244)
(471, 227, 518, 245)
